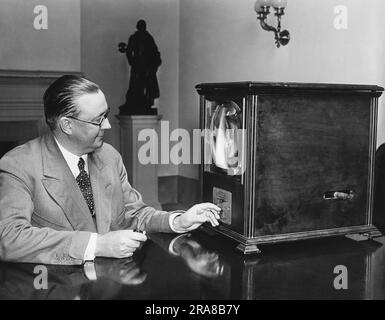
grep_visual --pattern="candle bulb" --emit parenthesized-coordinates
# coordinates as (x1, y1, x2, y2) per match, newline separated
(271, 0, 288, 9)
(254, 0, 272, 13)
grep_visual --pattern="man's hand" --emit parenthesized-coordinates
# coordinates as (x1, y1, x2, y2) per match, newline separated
(177, 237, 223, 278)
(95, 230, 147, 258)
(173, 203, 221, 232)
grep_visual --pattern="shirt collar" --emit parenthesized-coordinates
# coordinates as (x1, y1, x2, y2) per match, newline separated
(53, 136, 89, 178)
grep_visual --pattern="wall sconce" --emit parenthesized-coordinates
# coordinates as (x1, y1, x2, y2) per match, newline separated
(254, 0, 290, 48)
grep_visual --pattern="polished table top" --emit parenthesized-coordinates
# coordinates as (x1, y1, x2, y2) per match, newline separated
(1, 229, 385, 300)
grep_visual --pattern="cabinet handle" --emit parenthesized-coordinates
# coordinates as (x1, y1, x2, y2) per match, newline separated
(323, 190, 354, 200)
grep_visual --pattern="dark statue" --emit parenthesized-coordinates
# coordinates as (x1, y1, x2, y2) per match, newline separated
(119, 20, 161, 115)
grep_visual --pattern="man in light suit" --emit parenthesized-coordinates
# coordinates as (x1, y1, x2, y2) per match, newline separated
(0, 75, 220, 265)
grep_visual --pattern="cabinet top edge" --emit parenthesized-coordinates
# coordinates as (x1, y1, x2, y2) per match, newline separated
(195, 82, 384, 94)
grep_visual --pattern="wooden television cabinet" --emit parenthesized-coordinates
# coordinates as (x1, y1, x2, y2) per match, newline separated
(196, 82, 384, 254)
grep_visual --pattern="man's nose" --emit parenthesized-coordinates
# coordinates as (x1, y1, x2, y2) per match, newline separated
(101, 118, 112, 130)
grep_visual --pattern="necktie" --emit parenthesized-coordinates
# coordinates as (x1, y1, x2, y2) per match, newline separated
(76, 157, 95, 216)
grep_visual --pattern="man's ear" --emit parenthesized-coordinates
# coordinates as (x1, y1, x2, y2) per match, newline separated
(58, 117, 73, 135)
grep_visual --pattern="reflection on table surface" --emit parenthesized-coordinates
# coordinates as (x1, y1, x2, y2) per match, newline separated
(1, 229, 385, 300)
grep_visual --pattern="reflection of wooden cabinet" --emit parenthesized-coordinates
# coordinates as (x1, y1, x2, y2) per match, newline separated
(210, 236, 381, 300)
(196, 82, 384, 253)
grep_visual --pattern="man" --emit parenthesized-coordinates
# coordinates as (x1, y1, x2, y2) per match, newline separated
(0, 75, 220, 265)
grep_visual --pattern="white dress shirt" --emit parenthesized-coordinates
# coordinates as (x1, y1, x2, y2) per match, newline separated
(54, 138, 98, 267)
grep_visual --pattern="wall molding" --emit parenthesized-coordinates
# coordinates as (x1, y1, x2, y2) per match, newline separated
(0, 69, 83, 80)
(0, 98, 42, 108)
(0, 70, 54, 131)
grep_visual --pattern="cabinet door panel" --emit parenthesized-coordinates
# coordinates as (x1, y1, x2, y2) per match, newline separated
(254, 94, 370, 236)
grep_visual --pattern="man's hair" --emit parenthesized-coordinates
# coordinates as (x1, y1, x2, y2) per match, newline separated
(43, 75, 100, 130)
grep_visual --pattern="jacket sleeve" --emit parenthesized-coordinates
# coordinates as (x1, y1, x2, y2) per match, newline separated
(111, 152, 184, 233)
(0, 157, 92, 265)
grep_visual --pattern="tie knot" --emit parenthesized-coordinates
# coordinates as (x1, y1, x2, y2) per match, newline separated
(78, 157, 85, 171)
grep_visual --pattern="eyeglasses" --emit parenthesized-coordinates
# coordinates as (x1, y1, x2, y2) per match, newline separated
(68, 107, 110, 127)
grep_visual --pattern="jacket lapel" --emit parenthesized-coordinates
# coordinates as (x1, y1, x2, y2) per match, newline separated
(41, 133, 97, 232)
(88, 152, 112, 234)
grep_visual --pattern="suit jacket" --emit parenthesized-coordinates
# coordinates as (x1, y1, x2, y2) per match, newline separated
(0, 133, 177, 265)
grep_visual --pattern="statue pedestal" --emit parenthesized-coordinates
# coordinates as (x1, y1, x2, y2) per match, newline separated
(116, 115, 162, 210)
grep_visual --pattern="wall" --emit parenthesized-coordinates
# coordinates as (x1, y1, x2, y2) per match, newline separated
(81, 0, 179, 177)
(179, 0, 385, 179)
(0, 0, 80, 72)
